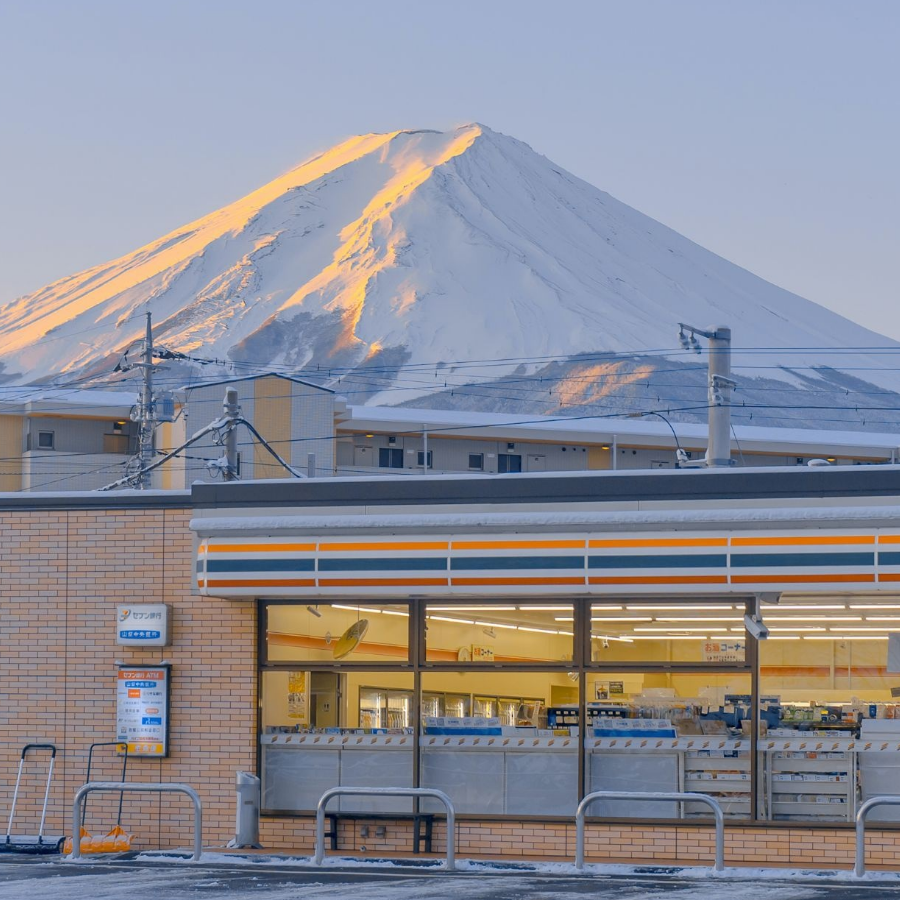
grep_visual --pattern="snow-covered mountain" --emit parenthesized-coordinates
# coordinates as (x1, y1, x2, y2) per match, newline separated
(2, 124, 898, 427)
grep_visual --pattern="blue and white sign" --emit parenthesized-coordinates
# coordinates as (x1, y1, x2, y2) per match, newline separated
(116, 604, 171, 647)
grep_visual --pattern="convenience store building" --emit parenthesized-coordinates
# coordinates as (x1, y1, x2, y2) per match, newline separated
(7, 466, 900, 866)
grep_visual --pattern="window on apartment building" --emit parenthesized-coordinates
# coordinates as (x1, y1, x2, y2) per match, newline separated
(378, 447, 404, 468)
(468, 453, 484, 471)
(497, 453, 522, 473)
(416, 450, 433, 469)
(37, 431, 54, 450)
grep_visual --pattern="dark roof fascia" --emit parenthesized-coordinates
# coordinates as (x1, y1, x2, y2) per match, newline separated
(191, 466, 900, 510)
(0, 490, 191, 512)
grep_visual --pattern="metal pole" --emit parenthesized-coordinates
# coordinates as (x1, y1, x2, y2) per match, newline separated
(72, 782, 202, 861)
(422, 425, 428, 473)
(706, 325, 732, 467)
(854, 796, 900, 877)
(307, 452, 316, 478)
(138, 312, 155, 489)
(314, 787, 455, 870)
(575, 790, 724, 872)
(223, 388, 240, 481)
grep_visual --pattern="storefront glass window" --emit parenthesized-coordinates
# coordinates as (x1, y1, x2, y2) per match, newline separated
(424, 603, 573, 663)
(419, 671, 579, 816)
(260, 669, 415, 813)
(265, 602, 410, 663)
(758, 596, 900, 823)
(584, 672, 752, 820)
(591, 601, 747, 663)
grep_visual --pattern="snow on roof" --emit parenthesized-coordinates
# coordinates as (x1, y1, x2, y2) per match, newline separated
(345, 404, 900, 451)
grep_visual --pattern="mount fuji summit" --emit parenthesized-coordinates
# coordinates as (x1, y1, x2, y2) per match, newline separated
(2, 124, 898, 428)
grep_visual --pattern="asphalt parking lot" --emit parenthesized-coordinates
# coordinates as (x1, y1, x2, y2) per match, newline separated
(2, 855, 900, 900)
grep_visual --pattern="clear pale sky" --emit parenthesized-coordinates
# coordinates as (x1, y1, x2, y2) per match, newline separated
(1, 0, 897, 339)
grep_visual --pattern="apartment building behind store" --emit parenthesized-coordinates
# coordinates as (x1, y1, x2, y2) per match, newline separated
(3, 374, 900, 492)
(7, 467, 900, 866)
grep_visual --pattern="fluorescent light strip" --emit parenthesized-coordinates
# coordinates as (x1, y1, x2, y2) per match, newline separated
(382, 610, 409, 617)
(655, 617, 743, 622)
(805, 635, 889, 641)
(623, 605, 736, 611)
(332, 604, 384, 614)
(475, 621, 517, 630)
(588, 617, 653, 623)
(592, 634, 634, 643)
(518, 626, 558, 634)
(773, 604, 847, 610)
(831, 626, 900, 632)
(629, 636, 708, 641)
(523, 606, 576, 611)
(767, 616, 862, 622)
(764, 626, 827, 632)
(428, 615, 475, 625)
(865, 617, 900, 621)
(851, 605, 900, 610)
(634, 626, 716, 633)
(428, 606, 517, 611)
(767, 636, 802, 641)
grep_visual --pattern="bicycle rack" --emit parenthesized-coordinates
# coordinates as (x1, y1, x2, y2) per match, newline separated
(313, 787, 456, 870)
(71, 782, 202, 861)
(855, 795, 900, 877)
(575, 790, 725, 873)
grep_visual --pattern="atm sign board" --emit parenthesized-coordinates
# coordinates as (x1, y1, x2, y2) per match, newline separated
(116, 666, 170, 757)
(116, 604, 170, 646)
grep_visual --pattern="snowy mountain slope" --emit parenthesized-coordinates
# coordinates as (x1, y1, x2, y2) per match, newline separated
(1, 124, 898, 419)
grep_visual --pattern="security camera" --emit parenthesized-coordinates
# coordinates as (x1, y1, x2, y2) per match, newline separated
(744, 614, 769, 640)
(756, 592, 781, 606)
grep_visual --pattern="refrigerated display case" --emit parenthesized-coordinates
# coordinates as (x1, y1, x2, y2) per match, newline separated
(359, 687, 412, 729)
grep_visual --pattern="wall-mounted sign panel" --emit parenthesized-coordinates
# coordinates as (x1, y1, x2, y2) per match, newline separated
(116, 665, 170, 757)
(116, 604, 171, 646)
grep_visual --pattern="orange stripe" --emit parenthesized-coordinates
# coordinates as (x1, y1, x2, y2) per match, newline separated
(731, 573, 876, 584)
(318, 577, 449, 587)
(879, 536, 900, 544)
(731, 535, 874, 546)
(879, 573, 900, 581)
(207, 543, 316, 553)
(319, 541, 448, 551)
(453, 540, 584, 550)
(206, 578, 316, 587)
(588, 538, 726, 548)
(451, 576, 585, 586)
(588, 575, 728, 585)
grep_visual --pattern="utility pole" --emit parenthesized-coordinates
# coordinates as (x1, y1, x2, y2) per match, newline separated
(135, 312, 155, 489)
(422, 424, 429, 473)
(223, 388, 240, 481)
(679, 323, 736, 467)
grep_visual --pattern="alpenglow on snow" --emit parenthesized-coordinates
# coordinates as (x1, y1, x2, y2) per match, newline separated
(1, 124, 898, 428)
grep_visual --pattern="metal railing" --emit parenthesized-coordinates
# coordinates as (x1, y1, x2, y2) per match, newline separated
(314, 787, 456, 870)
(855, 796, 900, 877)
(575, 791, 725, 872)
(71, 782, 202, 861)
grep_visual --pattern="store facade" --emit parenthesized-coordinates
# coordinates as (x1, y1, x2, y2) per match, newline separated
(189, 467, 900, 865)
(6, 467, 900, 866)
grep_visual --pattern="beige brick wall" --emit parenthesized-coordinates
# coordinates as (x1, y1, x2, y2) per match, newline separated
(0, 506, 256, 852)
